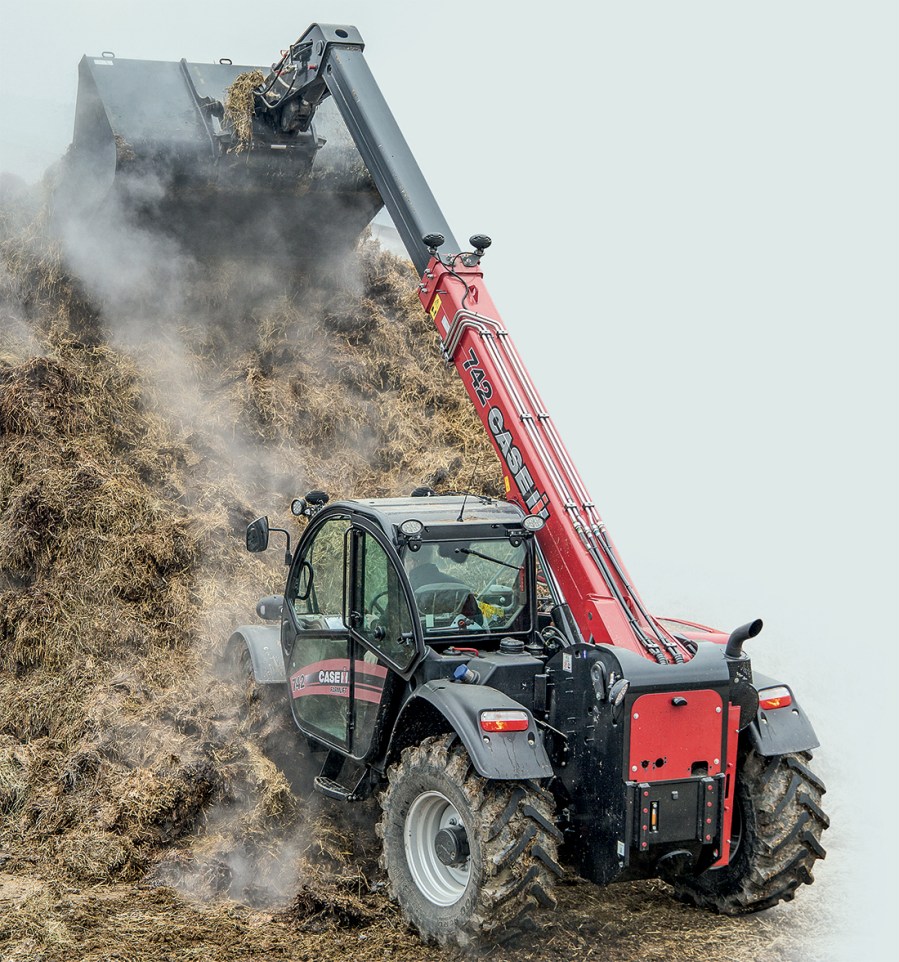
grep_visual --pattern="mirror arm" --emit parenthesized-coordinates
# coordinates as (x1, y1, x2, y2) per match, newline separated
(268, 526, 292, 565)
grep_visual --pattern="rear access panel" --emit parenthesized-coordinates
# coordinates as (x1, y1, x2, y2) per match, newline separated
(630, 775, 724, 851)
(628, 689, 725, 780)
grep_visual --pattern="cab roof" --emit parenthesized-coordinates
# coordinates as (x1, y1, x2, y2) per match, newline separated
(342, 495, 525, 530)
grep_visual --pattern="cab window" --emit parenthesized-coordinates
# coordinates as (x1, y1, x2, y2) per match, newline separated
(403, 539, 530, 635)
(356, 532, 416, 672)
(287, 517, 350, 628)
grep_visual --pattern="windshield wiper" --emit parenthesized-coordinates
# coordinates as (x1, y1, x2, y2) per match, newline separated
(457, 547, 520, 571)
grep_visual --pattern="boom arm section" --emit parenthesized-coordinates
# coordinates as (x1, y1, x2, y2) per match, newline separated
(251, 23, 457, 274)
(254, 24, 687, 662)
(416, 261, 686, 662)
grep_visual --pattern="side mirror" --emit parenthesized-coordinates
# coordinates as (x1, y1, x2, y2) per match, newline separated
(246, 516, 270, 553)
(256, 595, 284, 621)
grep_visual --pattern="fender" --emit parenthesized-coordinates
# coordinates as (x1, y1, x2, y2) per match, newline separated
(228, 626, 286, 684)
(745, 671, 819, 756)
(396, 681, 554, 780)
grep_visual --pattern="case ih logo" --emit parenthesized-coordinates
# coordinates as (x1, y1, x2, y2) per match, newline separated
(318, 669, 349, 686)
(487, 406, 550, 520)
(461, 346, 550, 520)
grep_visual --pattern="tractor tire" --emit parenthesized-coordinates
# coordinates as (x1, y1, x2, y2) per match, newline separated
(226, 641, 279, 720)
(377, 733, 562, 945)
(673, 749, 828, 914)
(224, 640, 315, 791)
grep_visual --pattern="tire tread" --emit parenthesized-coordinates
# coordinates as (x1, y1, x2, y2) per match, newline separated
(378, 733, 559, 945)
(673, 749, 828, 915)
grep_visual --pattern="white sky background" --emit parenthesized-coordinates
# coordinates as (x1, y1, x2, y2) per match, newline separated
(1, 2, 897, 959)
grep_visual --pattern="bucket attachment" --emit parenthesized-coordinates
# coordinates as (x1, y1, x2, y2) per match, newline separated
(54, 55, 383, 263)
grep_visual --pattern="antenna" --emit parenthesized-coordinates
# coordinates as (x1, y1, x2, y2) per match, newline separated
(456, 449, 485, 522)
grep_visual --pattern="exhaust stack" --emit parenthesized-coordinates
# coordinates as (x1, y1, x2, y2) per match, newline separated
(725, 618, 763, 660)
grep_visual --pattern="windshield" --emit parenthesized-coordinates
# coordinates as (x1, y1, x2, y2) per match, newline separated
(403, 539, 530, 636)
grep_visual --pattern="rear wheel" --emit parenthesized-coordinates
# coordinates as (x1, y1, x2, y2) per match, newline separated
(225, 640, 279, 720)
(674, 749, 828, 913)
(378, 733, 562, 945)
(224, 638, 312, 793)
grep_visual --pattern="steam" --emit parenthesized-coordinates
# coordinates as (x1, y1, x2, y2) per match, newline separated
(53, 170, 192, 325)
(32, 130, 406, 910)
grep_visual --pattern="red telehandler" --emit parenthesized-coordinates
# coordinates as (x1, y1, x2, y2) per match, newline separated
(62, 22, 828, 945)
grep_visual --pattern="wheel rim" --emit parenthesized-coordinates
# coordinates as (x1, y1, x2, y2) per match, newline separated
(404, 790, 470, 906)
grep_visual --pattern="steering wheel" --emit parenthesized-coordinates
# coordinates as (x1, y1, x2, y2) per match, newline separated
(369, 590, 390, 617)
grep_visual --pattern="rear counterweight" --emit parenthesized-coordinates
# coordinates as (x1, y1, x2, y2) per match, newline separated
(546, 643, 734, 884)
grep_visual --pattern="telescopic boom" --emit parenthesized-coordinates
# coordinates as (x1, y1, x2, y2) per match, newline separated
(248, 23, 689, 662)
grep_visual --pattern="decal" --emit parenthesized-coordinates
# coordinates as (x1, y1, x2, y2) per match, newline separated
(428, 292, 449, 332)
(487, 406, 550, 519)
(289, 658, 388, 705)
(562, 652, 572, 673)
(462, 347, 493, 406)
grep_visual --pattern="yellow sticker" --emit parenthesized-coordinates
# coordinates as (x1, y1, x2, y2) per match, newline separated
(479, 601, 504, 621)
(428, 292, 442, 321)
(504, 475, 511, 493)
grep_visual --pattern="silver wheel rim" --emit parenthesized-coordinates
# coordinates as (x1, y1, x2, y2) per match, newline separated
(404, 790, 470, 905)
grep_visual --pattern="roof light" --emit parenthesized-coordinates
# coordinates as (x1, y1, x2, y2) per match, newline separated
(522, 515, 545, 532)
(291, 498, 307, 516)
(759, 686, 792, 711)
(480, 710, 529, 733)
(400, 519, 424, 537)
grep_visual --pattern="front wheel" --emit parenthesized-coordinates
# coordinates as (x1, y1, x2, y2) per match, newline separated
(674, 749, 829, 913)
(377, 733, 562, 945)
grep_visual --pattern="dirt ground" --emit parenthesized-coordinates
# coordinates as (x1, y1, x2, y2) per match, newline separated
(0, 858, 829, 962)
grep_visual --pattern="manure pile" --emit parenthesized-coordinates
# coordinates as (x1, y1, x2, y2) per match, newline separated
(0, 185, 825, 961)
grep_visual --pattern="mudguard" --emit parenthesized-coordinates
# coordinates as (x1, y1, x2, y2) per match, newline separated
(399, 681, 554, 780)
(745, 672, 819, 756)
(228, 626, 286, 684)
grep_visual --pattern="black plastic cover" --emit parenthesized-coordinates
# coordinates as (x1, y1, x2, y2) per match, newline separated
(407, 681, 553, 780)
(746, 675, 819, 756)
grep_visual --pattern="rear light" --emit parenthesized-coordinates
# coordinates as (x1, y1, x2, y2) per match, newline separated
(480, 710, 529, 732)
(758, 686, 792, 711)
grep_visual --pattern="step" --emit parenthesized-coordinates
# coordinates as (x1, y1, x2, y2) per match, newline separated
(313, 775, 359, 802)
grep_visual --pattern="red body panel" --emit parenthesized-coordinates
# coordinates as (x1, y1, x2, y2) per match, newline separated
(658, 616, 730, 647)
(628, 690, 725, 779)
(712, 705, 741, 866)
(419, 261, 690, 661)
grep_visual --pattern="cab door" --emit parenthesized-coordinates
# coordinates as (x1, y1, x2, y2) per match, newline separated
(283, 515, 352, 749)
(346, 522, 423, 760)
